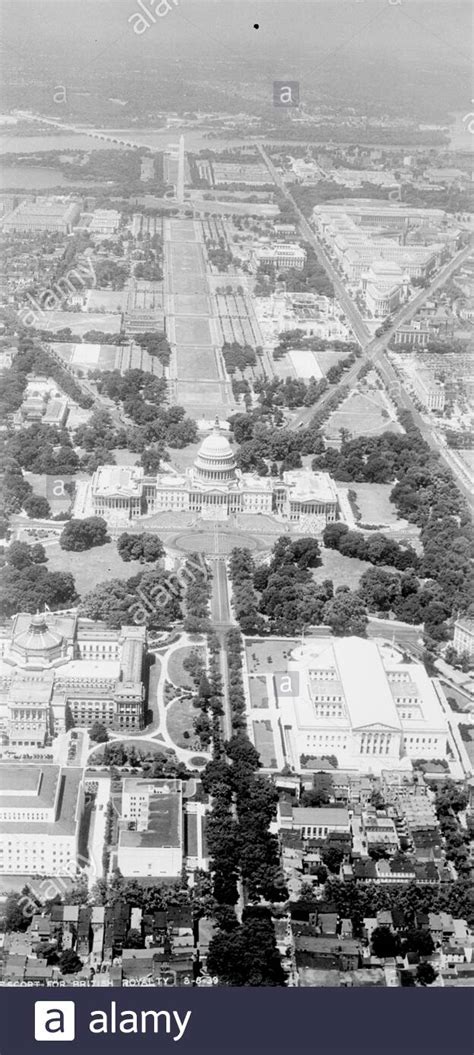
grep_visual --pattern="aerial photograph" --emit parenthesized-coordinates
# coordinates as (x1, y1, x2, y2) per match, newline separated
(0, 0, 473, 1000)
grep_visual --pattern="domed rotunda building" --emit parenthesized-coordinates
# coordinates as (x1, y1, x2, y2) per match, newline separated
(91, 420, 342, 529)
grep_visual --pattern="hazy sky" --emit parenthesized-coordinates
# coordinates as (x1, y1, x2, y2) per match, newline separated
(0, 0, 471, 121)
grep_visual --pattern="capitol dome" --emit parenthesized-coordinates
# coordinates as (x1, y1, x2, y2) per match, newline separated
(193, 420, 237, 485)
(11, 613, 65, 669)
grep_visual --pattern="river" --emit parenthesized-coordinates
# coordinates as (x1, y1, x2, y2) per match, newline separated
(0, 128, 247, 155)
(0, 128, 249, 191)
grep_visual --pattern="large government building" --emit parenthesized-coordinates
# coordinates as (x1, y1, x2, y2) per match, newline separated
(91, 421, 341, 530)
(245, 637, 451, 774)
(0, 613, 147, 748)
(0, 763, 84, 875)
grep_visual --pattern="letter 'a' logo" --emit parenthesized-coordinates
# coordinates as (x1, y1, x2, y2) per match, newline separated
(274, 671, 299, 698)
(35, 1001, 75, 1042)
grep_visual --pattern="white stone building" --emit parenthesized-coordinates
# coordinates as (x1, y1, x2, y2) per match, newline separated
(0, 764, 84, 875)
(91, 422, 341, 528)
(255, 243, 307, 270)
(117, 777, 183, 879)
(412, 368, 446, 411)
(453, 618, 474, 659)
(247, 637, 451, 774)
(0, 613, 147, 746)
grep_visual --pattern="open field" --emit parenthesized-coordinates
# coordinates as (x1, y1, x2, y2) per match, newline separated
(171, 270, 208, 294)
(168, 219, 198, 242)
(176, 343, 218, 378)
(175, 380, 227, 412)
(325, 390, 402, 444)
(167, 645, 205, 688)
(348, 482, 400, 527)
(175, 317, 213, 345)
(39, 311, 122, 335)
(46, 540, 144, 597)
(313, 547, 372, 590)
(174, 294, 210, 315)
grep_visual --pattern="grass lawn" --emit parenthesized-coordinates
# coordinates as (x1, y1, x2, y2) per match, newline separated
(166, 696, 199, 750)
(245, 638, 296, 674)
(46, 540, 144, 597)
(176, 342, 218, 377)
(325, 390, 402, 444)
(175, 317, 214, 347)
(248, 676, 270, 708)
(347, 482, 401, 527)
(313, 547, 372, 590)
(253, 719, 277, 768)
(167, 646, 206, 688)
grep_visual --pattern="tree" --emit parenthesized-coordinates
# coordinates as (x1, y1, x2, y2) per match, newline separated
(4, 892, 33, 932)
(323, 591, 368, 637)
(371, 926, 399, 959)
(58, 949, 83, 975)
(23, 494, 52, 519)
(117, 532, 164, 563)
(402, 929, 434, 957)
(60, 517, 109, 552)
(6, 541, 45, 570)
(89, 722, 109, 744)
(123, 928, 144, 949)
(416, 962, 437, 986)
(321, 845, 344, 875)
(207, 916, 286, 986)
(358, 568, 401, 612)
(300, 774, 333, 807)
(0, 564, 77, 619)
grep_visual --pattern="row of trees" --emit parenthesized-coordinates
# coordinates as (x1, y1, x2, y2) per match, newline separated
(324, 873, 474, 930)
(323, 522, 419, 571)
(199, 629, 287, 985)
(182, 553, 212, 635)
(254, 375, 329, 410)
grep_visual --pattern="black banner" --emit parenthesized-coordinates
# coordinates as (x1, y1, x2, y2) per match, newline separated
(0, 986, 472, 1053)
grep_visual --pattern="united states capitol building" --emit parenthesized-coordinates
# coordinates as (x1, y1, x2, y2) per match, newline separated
(90, 421, 342, 529)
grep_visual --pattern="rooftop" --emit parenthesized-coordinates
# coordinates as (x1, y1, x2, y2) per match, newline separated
(292, 807, 350, 827)
(119, 789, 181, 849)
(0, 767, 82, 835)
